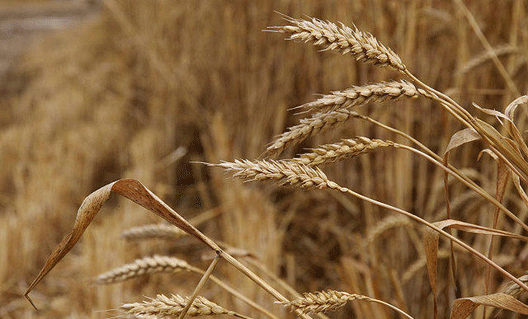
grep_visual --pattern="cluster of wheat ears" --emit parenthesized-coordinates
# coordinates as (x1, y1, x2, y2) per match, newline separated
(24, 14, 528, 319)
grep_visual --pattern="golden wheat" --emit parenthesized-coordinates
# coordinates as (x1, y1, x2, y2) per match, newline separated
(266, 109, 362, 155)
(121, 294, 251, 319)
(294, 137, 396, 166)
(121, 223, 188, 240)
(270, 16, 406, 71)
(213, 159, 336, 189)
(282, 290, 413, 319)
(300, 80, 429, 112)
(96, 255, 192, 284)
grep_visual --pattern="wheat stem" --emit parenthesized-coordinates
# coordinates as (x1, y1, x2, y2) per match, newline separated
(179, 255, 220, 319)
(215, 159, 528, 294)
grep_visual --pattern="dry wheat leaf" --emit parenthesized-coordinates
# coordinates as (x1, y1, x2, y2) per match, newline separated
(474, 119, 528, 182)
(424, 223, 440, 319)
(442, 128, 481, 292)
(504, 96, 528, 157)
(473, 102, 509, 125)
(444, 128, 481, 156)
(512, 174, 528, 209)
(505, 95, 528, 120)
(433, 219, 528, 241)
(478, 151, 510, 212)
(450, 293, 528, 319)
(424, 218, 527, 319)
(25, 179, 215, 308)
(475, 99, 528, 158)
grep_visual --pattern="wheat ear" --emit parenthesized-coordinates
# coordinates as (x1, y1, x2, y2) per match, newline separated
(295, 137, 396, 166)
(121, 294, 252, 319)
(96, 255, 192, 284)
(122, 207, 223, 240)
(213, 159, 336, 190)
(266, 80, 431, 156)
(282, 290, 413, 319)
(300, 80, 430, 112)
(122, 223, 187, 240)
(269, 16, 406, 71)
(266, 109, 362, 156)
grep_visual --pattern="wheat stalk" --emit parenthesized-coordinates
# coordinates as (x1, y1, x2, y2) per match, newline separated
(121, 294, 252, 319)
(282, 290, 413, 319)
(294, 137, 396, 166)
(122, 223, 188, 240)
(269, 16, 406, 71)
(300, 80, 430, 112)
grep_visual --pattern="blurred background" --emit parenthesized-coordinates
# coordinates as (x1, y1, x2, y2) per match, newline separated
(1, 0, 527, 318)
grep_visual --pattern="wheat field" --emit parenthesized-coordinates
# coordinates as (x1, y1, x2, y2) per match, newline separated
(1, 0, 528, 318)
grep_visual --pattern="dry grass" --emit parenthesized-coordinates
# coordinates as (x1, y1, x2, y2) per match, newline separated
(1, 0, 528, 318)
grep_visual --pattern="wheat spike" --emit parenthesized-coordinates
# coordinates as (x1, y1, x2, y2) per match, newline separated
(301, 80, 429, 112)
(283, 290, 413, 319)
(295, 137, 396, 166)
(266, 109, 362, 155)
(96, 255, 192, 284)
(121, 223, 187, 240)
(121, 294, 250, 319)
(266, 80, 429, 156)
(213, 159, 339, 190)
(270, 16, 406, 71)
(283, 290, 366, 314)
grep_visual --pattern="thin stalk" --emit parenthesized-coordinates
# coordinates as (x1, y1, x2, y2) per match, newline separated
(405, 69, 528, 183)
(329, 182, 528, 294)
(219, 252, 312, 319)
(453, 0, 520, 96)
(188, 265, 281, 319)
(179, 255, 220, 319)
(394, 143, 528, 233)
(404, 70, 474, 125)
(243, 259, 330, 319)
(342, 293, 414, 319)
(353, 115, 528, 233)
